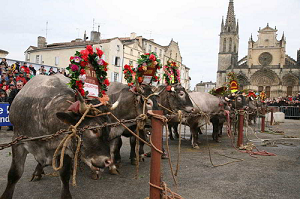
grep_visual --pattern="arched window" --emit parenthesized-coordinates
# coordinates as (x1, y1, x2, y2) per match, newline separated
(229, 38, 232, 52)
(130, 49, 133, 56)
(234, 45, 237, 53)
(223, 38, 226, 52)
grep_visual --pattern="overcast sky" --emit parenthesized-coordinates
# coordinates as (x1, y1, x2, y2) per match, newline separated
(1, 0, 300, 89)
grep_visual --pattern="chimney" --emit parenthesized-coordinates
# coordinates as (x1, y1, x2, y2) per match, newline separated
(90, 31, 100, 42)
(297, 49, 300, 65)
(37, 36, 47, 48)
(130, 32, 136, 39)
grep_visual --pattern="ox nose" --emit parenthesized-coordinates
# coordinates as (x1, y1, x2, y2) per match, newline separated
(185, 107, 195, 113)
(104, 158, 112, 167)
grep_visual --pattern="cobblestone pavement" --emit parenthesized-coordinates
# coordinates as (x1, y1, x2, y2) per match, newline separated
(0, 119, 299, 199)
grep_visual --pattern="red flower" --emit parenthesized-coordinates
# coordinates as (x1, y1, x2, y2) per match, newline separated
(80, 89, 85, 96)
(80, 61, 87, 67)
(70, 56, 74, 61)
(101, 90, 106, 95)
(124, 64, 130, 70)
(138, 76, 143, 83)
(145, 53, 150, 55)
(86, 45, 94, 55)
(96, 48, 104, 58)
(104, 78, 110, 86)
(80, 49, 89, 61)
(104, 66, 108, 71)
(103, 61, 108, 67)
(124, 70, 128, 74)
(128, 83, 133, 86)
(80, 69, 86, 75)
(149, 54, 156, 61)
(138, 67, 143, 71)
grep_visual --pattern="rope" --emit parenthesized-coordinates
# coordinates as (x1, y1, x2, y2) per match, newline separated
(149, 182, 184, 199)
(52, 104, 92, 186)
(175, 110, 183, 176)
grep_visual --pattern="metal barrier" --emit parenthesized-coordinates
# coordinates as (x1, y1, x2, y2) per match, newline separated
(269, 106, 300, 118)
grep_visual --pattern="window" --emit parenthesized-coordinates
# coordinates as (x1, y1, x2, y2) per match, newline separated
(55, 57, 59, 66)
(36, 55, 40, 64)
(114, 57, 120, 66)
(113, 72, 119, 82)
(117, 45, 120, 52)
(144, 42, 147, 50)
(234, 45, 237, 53)
(129, 60, 133, 65)
(154, 47, 157, 53)
(223, 38, 226, 52)
(149, 45, 152, 53)
(229, 38, 232, 52)
(175, 53, 178, 61)
(159, 49, 162, 57)
(138, 52, 140, 57)
(130, 49, 133, 56)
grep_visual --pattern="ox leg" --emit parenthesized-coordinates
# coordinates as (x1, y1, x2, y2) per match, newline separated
(59, 155, 72, 199)
(108, 136, 121, 176)
(1, 145, 28, 199)
(173, 123, 179, 139)
(168, 124, 174, 140)
(130, 136, 138, 165)
(30, 163, 45, 181)
(138, 130, 146, 162)
(190, 124, 200, 149)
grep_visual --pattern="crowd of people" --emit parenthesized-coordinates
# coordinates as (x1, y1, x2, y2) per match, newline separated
(0, 58, 67, 130)
(266, 94, 300, 107)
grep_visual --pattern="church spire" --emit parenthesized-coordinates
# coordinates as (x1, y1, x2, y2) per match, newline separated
(224, 0, 236, 32)
(221, 16, 224, 32)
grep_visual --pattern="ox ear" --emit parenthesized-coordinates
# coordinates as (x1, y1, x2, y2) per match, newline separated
(56, 112, 79, 125)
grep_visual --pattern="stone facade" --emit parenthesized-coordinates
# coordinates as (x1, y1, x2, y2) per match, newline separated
(217, 0, 300, 98)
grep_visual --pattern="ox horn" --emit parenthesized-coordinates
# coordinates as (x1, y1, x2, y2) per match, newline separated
(110, 93, 122, 110)
(77, 91, 88, 114)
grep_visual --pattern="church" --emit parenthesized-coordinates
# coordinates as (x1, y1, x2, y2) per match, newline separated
(216, 0, 300, 98)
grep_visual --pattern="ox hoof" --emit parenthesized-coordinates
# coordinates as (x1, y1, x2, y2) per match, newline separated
(131, 159, 138, 165)
(91, 172, 100, 180)
(193, 145, 200, 149)
(170, 137, 175, 140)
(109, 168, 120, 175)
(215, 140, 221, 143)
(30, 174, 43, 182)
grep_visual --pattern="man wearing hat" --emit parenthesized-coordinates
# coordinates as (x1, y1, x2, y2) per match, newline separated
(16, 72, 27, 84)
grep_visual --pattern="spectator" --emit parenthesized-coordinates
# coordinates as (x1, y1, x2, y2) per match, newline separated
(1, 73, 8, 82)
(0, 91, 7, 102)
(6, 83, 15, 97)
(49, 67, 55, 75)
(21, 63, 30, 75)
(7, 81, 24, 131)
(15, 62, 20, 72)
(16, 72, 27, 84)
(0, 58, 8, 70)
(29, 64, 36, 76)
(25, 73, 31, 82)
(1, 80, 8, 91)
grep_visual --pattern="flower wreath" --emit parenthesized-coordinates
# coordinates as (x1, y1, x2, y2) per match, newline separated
(123, 52, 161, 85)
(163, 60, 180, 85)
(67, 45, 109, 97)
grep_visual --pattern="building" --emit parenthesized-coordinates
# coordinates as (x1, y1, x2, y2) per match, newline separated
(25, 31, 124, 82)
(0, 49, 9, 58)
(217, 0, 300, 98)
(194, 81, 216, 92)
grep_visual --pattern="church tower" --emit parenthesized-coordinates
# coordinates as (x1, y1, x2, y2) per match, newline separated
(216, 0, 239, 87)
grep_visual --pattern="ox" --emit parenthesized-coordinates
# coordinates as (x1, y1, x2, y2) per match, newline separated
(107, 82, 159, 171)
(0, 75, 115, 199)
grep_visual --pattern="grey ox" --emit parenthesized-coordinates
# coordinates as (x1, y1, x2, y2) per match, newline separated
(0, 74, 116, 199)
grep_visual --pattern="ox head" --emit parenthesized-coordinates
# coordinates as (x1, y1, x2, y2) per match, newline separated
(225, 92, 247, 110)
(56, 96, 112, 172)
(135, 83, 159, 111)
(157, 84, 194, 113)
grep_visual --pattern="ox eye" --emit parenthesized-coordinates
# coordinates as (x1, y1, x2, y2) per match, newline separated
(179, 91, 185, 97)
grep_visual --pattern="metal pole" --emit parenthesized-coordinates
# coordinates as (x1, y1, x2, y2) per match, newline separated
(150, 110, 163, 199)
(237, 110, 244, 147)
(270, 108, 274, 125)
(261, 108, 265, 132)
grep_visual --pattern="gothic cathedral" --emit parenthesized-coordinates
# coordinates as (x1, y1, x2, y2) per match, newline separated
(217, 0, 300, 98)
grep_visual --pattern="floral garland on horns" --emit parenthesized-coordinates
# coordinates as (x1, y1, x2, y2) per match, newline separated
(163, 60, 180, 85)
(123, 64, 136, 86)
(67, 45, 109, 97)
(123, 52, 161, 85)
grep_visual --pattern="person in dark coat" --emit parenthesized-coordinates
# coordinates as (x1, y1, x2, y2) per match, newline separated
(7, 81, 24, 131)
